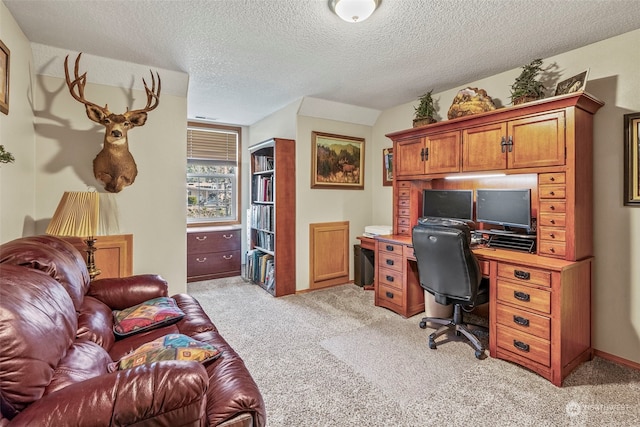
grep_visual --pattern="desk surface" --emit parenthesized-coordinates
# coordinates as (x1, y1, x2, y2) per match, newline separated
(374, 234, 582, 271)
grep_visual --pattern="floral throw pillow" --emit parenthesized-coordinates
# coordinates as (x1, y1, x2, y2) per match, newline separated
(113, 333, 222, 370)
(113, 297, 185, 337)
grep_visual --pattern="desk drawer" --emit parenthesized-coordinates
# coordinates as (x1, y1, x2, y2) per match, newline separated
(377, 281, 404, 310)
(379, 241, 403, 255)
(378, 267, 403, 290)
(496, 324, 551, 367)
(497, 263, 551, 287)
(538, 227, 566, 242)
(398, 188, 410, 198)
(378, 251, 402, 272)
(398, 198, 410, 208)
(539, 172, 565, 185)
(397, 217, 411, 227)
(497, 280, 551, 314)
(538, 240, 566, 258)
(539, 200, 566, 213)
(539, 185, 566, 199)
(398, 208, 410, 217)
(538, 213, 566, 227)
(496, 304, 550, 340)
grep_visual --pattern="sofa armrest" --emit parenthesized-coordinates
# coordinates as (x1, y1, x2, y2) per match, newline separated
(87, 274, 169, 309)
(7, 361, 208, 427)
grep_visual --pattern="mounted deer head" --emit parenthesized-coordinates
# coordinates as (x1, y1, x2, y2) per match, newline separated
(64, 53, 161, 193)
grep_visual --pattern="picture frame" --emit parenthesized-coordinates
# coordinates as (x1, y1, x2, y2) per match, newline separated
(0, 39, 9, 115)
(383, 147, 393, 186)
(554, 69, 589, 96)
(624, 112, 640, 206)
(311, 131, 365, 190)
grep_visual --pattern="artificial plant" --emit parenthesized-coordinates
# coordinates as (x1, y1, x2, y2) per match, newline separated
(510, 59, 546, 105)
(0, 145, 14, 164)
(414, 90, 437, 123)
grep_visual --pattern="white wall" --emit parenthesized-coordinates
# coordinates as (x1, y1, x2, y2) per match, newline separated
(32, 75, 188, 295)
(0, 1, 36, 242)
(373, 29, 640, 364)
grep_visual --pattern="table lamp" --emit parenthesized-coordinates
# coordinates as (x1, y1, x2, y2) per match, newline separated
(46, 191, 101, 280)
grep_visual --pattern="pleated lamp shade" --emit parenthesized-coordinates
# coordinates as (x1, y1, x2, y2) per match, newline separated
(46, 191, 99, 237)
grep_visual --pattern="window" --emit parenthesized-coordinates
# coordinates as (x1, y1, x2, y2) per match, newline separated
(186, 123, 241, 225)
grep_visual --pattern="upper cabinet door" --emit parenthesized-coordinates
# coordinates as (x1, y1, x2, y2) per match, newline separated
(395, 137, 426, 178)
(424, 131, 461, 174)
(463, 122, 507, 172)
(507, 111, 565, 169)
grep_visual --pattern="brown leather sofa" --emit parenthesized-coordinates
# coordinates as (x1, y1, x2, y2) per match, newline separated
(0, 235, 265, 427)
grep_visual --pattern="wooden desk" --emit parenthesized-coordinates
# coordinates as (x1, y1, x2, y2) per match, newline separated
(373, 234, 591, 387)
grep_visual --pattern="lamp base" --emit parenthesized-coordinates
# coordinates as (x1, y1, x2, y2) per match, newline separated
(85, 237, 102, 280)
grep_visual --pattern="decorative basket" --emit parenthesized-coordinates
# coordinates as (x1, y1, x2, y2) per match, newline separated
(412, 117, 437, 128)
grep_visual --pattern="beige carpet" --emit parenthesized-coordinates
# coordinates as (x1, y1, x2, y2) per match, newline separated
(188, 277, 640, 426)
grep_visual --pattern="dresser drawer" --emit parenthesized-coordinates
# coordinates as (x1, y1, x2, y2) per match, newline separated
(397, 216, 411, 227)
(398, 198, 410, 208)
(538, 227, 566, 242)
(538, 213, 566, 228)
(539, 200, 566, 213)
(187, 250, 241, 277)
(538, 240, 566, 258)
(377, 281, 404, 311)
(497, 279, 551, 314)
(378, 267, 403, 290)
(398, 208, 410, 217)
(496, 324, 551, 367)
(539, 172, 565, 185)
(539, 185, 566, 199)
(496, 304, 551, 340)
(398, 188, 410, 198)
(187, 230, 240, 254)
(497, 263, 551, 287)
(397, 226, 410, 235)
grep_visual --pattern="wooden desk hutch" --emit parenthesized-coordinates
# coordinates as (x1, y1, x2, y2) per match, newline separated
(378, 92, 603, 386)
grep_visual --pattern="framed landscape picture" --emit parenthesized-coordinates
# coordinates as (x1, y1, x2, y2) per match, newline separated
(0, 39, 9, 115)
(311, 131, 365, 190)
(624, 112, 640, 206)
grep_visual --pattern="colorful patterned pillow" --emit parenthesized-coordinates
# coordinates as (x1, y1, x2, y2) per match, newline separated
(113, 297, 185, 337)
(113, 334, 221, 370)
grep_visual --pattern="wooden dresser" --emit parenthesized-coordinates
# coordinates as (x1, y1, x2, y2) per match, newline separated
(187, 227, 241, 282)
(382, 92, 603, 386)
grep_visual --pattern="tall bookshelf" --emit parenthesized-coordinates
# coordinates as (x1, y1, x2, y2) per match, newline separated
(247, 138, 296, 296)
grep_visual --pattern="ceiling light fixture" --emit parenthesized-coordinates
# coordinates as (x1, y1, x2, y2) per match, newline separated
(329, 0, 380, 23)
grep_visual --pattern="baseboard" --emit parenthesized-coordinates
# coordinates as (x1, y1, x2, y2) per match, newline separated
(593, 349, 640, 371)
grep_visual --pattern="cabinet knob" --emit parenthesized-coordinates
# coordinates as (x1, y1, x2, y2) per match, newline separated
(223, 234, 233, 239)
(222, 254, 233, 260)
(195, 236, 207, 241)
(386, 275, 394, 282)
(513, 340, 530, 352)
(385, 291, 394, 299)
(550, 219, 556, 224)
(549, 191, 555, 196)
(507, 135, 513, 152)
(550, 176, 555, 182)
(386, 259, 394, 266)
(196, 257, 207, 263)
(500, 136, 507, 153)
(514, 291, 530, 302)
(550, 233, 555, 238)
(386, 245, 394, 251)
(513, 316, 530, 327)
(550, 205, 555, 210)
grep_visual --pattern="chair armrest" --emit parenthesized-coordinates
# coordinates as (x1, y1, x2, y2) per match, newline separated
(8, 361, 208, 426)
(87, 274, 169, 309)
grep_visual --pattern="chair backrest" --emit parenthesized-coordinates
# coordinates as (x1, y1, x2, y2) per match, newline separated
(411, 217, 481, 305)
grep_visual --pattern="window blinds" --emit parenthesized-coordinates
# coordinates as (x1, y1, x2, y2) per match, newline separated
(187, 126, 238, 162)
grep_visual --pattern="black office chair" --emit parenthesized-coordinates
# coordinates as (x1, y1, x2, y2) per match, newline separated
(412, 217, 489, 359)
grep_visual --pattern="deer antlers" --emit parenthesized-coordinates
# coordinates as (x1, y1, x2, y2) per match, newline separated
(63, 53, 162, 193)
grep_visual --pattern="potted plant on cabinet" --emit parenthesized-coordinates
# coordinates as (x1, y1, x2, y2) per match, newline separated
(510, 58, 546, 105)
(413, 90, 437, 127)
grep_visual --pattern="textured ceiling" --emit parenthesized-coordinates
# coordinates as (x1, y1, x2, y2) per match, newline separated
(5, 0, 640, 125)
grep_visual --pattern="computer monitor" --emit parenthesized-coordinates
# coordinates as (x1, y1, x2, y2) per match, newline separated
(475, 188, 532, 232)
(422, 189, 473, 221)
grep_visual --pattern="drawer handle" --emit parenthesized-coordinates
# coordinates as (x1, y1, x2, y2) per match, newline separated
(222, 255, 233, 260)
(549, 233, 555, 238)
(386, 259, 394, 266)
(386, 291, 394, 299)
(549, 205, 555, 210)
(549, 176, 555, 182)
(514, 270, 530, 280)
(195, 236, 207, 241)
(386, 275, 394, 282)
(513, 340, 530, 352)
(549, 247, 555, 253)
(514, 291, 530, 302)
(386, 245, 394, 251)
(223, 234, 233, 239)
(196, 257, 207, 263)
(513, 315, 530, 327)
(549, 219, 556, 224)
(549, 191, 555, 196)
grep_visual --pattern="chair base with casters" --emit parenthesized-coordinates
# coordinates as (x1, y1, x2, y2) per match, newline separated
(419, 285, 489, 359)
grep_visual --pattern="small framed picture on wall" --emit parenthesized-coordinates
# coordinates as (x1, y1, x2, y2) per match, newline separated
(0, 39, 9, 115)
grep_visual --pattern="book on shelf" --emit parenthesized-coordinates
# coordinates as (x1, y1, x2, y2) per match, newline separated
(253, 155, 274, 173)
